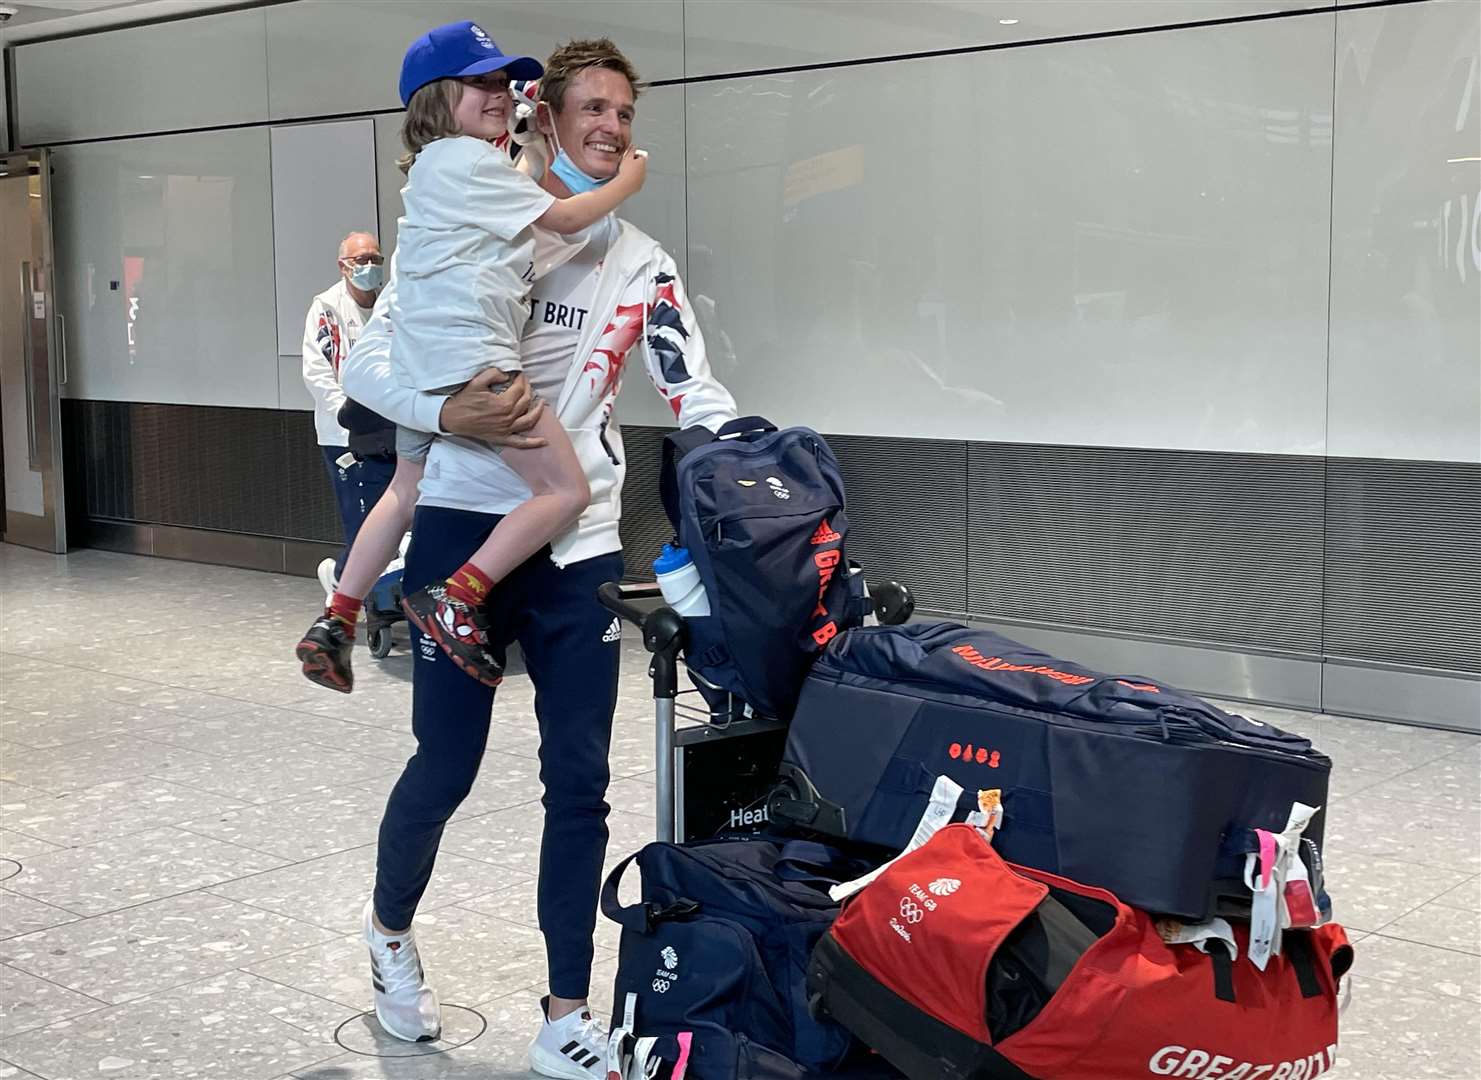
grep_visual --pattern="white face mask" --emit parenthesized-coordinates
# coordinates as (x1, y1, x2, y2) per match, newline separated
(346, 261, 384, 291)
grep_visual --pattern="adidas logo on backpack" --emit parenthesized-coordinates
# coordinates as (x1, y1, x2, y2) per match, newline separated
(811, 520, 842, 546)
(602, 617, 622, 644)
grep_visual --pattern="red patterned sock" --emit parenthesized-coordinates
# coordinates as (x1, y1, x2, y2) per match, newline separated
(327, 592, 362, 637)
(445, 562, 495, 607)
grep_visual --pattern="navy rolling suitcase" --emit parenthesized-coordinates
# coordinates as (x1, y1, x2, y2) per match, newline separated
(769, 622, 1331, 921)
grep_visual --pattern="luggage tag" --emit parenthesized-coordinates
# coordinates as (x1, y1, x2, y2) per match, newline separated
(1156, 915, 1237, 956)
(1245, 802, 1322, 968)
(1279, 804, 1321, 929)
(629, 1036, 663, 1080)
(964, 788, 1003, 845)
(606, 992, 638, 1080)
(829, 774, 963, 901)
(1302, 836, 1333, 924)
(1283, 849, 1319, 929)
(1245, 829, 1281, 970)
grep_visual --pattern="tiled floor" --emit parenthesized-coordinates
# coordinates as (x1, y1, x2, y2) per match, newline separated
(0, 545, 1477, 1079)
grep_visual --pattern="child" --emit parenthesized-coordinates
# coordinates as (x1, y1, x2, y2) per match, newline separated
(296, 21, 645, 693)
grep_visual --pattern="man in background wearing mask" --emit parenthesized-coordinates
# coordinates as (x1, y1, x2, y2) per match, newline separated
(303, 230, 392, 592)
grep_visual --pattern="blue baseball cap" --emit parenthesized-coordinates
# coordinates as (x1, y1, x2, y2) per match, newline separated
(398, 21, 543, 106)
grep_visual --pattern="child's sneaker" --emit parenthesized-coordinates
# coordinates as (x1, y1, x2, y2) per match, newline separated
(296, 614, 354, 693)
(528, 996, 609, 1079)
(401, 583, 504, 686)
(362, 900, 441, 1042)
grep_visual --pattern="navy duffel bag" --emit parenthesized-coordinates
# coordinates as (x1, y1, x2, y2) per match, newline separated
(771, 622, 1332, 921)
(601, 837, 893, 1079)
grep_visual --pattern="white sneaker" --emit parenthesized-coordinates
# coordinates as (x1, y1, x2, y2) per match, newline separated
(362, 900, 441, 1042)
(317, 557, 339, 603)
(528, 996, 609, 1079)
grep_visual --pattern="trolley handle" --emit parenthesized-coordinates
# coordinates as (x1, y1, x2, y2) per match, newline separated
(597, 581, 661, 628)
(597, 581, 687, 672)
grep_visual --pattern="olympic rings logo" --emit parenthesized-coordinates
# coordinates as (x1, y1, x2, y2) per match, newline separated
(899, 898, 923, 923)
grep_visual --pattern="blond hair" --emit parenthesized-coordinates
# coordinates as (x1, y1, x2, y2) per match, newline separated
(538, 38, 641, 115)
(398, 79, 464, 174)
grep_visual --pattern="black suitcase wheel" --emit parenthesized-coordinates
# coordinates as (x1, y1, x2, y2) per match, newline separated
(369, 626, 393, 659)
(872, 580, 916, 626)
(768, 765, 851, 837)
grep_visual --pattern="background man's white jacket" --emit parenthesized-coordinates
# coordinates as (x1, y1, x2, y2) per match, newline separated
(302, 278, 374, 447)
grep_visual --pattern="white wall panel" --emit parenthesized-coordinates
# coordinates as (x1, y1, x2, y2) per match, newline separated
(13, 8, 269, 145)
(51, 129, 280, 408)
(1327, 0, 1481, 463)
(684, 16, 1336, 451)
(265, 0, 683, 121)
(277, 351, 314, 413)
(615, 83, 694, 426)
(683, 0, 1333, 79)
(373, 114, 407, 262)
(618, 85, 688, 278)
(270, 119, 378, 364)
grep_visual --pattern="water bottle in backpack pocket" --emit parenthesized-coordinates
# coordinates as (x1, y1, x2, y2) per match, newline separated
(654, 544, 711, 617)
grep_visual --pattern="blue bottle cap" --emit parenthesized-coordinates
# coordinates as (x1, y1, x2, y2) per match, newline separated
(653, 543, 692, 575)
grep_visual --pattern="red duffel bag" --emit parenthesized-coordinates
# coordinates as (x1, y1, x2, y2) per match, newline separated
(808, 824, 1353, 1080)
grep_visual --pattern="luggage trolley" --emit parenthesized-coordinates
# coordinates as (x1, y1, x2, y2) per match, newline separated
(597, 579, 915, 843)
(363, 561, 407, 660)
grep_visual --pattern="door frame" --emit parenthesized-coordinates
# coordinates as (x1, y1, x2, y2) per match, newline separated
(1, 146, 66, 553)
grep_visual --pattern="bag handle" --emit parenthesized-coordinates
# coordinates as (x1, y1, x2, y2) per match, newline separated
(600, 852, 700, 935)
(1286, 932, 1323, 999)
(1209, 942, 1237, 1004)
(774, 839, 859, 892)
(715, 415, 778, 439)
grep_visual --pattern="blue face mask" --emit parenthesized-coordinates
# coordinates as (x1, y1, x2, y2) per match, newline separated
(347, 262, 384, 291)
(548, 125, 611, 194)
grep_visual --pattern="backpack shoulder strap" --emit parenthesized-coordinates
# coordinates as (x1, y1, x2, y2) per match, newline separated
(660, 426, 719, 533)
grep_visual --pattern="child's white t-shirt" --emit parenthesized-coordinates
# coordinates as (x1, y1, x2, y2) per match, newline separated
(389, 135, 555, 391)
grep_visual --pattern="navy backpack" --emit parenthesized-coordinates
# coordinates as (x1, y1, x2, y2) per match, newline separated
(660, 417, 868, 719)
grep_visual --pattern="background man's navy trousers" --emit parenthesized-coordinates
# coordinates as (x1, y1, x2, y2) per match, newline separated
(320, 447, 396, 579)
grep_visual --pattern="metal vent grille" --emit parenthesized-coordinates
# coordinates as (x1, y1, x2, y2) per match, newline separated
(1324, 459, 1481, 673)
(616, 425, 674, 579)
(62, 400, 340, 543)
(824, 434, 969, 613)
(279, 411, 342, 543)
(965, 443, 1326, 653)
(61, 405, 1476, 680)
